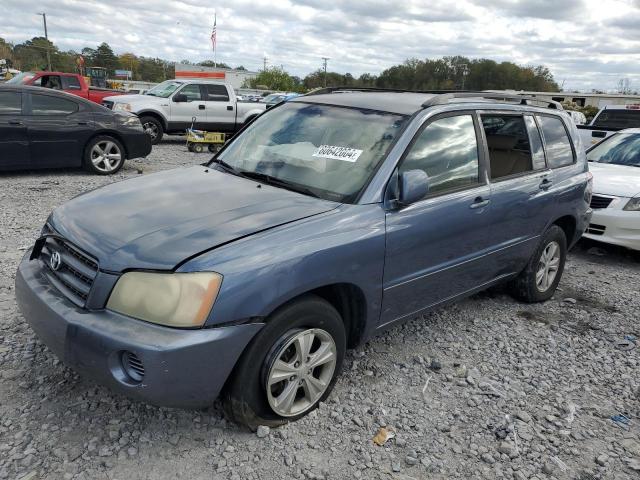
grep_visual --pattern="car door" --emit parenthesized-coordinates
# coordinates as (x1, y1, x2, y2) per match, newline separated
(478, 112, 556, 272)
(381, 112, 497, 326)
(24, 91, 94, 168)
(201, 84, 235, 132)
(0, 90, 30, 169)
(170, 83, 206, 130)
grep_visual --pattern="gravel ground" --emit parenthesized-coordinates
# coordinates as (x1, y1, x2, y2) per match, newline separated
(1, 140, 639, 480)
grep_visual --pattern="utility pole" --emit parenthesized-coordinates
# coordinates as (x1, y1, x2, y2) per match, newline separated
(263, 56, 267, 71)
(322, 57, 329, 87)
(37, 13, 52, 71)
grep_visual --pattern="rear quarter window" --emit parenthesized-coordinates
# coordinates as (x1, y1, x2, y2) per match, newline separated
(537, 116, 575, 168)
(30, 94, 79, 115)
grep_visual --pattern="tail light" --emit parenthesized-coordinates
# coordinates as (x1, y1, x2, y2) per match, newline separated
(584, 171, 593, 204)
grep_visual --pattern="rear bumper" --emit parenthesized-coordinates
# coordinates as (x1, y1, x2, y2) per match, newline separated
(15, 251, 262, 408)
(583, 208, 640, 251)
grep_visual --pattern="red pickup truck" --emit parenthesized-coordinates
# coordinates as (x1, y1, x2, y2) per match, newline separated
(6, 71, 126, 105)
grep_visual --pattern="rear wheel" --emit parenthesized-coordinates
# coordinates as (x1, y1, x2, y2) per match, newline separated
(510, 225, 567, 302)
(223, 295, 345, 429)
(140, 116, 163, 144)
(83, 136, 125, 175)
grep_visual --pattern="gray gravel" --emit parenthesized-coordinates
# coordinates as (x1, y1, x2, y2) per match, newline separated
(1, 140, 639, 480)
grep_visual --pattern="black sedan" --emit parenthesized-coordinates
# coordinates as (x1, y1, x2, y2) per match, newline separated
(0, 85, 151, 175)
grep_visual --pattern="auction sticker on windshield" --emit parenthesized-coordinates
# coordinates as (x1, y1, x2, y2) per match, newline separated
(312, 145, 363, 162)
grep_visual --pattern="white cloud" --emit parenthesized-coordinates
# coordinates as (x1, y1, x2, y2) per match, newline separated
(3, 0, 640, 91)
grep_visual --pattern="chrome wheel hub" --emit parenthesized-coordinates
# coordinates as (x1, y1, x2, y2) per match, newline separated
(536, 240, 560, 292)
(91, 141, 122, 173)
(266, 328, 337, 417)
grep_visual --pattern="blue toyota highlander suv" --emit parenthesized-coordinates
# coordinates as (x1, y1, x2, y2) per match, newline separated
(15, 89, 592, 428)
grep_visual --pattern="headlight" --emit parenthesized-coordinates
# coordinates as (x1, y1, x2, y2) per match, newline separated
(113, 103, 132, 112)
(106, 272, 223, 328)
(623, 197, 640, 211)
(119, 115, 143, 130)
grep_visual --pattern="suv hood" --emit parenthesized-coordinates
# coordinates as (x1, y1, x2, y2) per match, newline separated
(589, 162, 640, 198)
(49, 166, 338, 272)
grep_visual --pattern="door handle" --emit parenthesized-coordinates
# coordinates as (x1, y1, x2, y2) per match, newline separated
(470, 197, 490, 209)
(539, 178, 553, 190)
(227, 106, 233, 111)
(198, 105, 205, 110)
(8, 120, 23, 126)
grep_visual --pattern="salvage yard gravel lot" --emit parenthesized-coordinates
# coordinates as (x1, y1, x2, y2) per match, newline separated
(1, 139, 639, 480)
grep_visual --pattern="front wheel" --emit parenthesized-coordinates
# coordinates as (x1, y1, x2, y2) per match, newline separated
(83, 136, 125, 175)
(140, 116, 163, 145)
(510, 225, 567, 302)
(223, 295, 346, 429)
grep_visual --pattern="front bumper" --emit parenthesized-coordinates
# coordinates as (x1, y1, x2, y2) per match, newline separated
(121, 129, 152, 159)
(583, 205, 640, 251)
(15, 252, 263, 408)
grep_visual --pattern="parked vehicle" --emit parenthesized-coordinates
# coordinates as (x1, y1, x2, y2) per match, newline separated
(577, 104, 640, 146)
(102, 80, 266, 144)
(583, 129, 640, 250)
(6, 71, 126, 105)
(564, 110, 587, 125)
(15, 90, 591, 428)
(0, 85, 151, 174)
(262, 92, 300, 108)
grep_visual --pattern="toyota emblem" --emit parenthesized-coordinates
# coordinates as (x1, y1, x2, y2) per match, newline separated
(50, 251, 62, 271)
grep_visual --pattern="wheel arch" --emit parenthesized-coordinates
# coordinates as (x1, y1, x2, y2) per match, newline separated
(552, 215, 577, 247)
(136, 110, 168, 129)
(84, 131, 129, 160)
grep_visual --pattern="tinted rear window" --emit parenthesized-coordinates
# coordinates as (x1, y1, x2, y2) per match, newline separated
(592, 109, 640, 129)
(0, 91, 21, 115)
(31, 94, 79, 115)
(204, 84, 229, 101)
(537, 116, 575, 168)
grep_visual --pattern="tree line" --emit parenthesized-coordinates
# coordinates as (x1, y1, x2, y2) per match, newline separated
(1, 37, 559, 92)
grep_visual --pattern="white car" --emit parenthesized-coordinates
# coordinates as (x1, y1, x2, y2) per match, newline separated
(584, 128, 640, 250)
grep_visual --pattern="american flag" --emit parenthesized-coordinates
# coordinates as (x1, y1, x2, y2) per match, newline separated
(211, 15, 217, 52)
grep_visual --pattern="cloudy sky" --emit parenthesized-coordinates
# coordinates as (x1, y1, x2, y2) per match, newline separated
(3, 0, 640, 91)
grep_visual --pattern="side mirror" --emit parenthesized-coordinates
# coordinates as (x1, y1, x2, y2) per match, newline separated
(173, 93, 187, 103)
(398, 169, 429, 205)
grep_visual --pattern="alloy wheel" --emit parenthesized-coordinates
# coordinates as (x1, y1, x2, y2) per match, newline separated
(265, 328, 337, 417)
(536, 240, 561, 292)
(91, 141, 122, 173)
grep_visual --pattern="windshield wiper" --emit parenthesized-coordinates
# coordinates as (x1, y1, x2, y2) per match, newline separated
(209, 158, 242, 176)
(238, 171, 321, 198)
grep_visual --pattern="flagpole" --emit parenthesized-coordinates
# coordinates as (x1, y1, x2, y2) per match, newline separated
(213, 13, 217, 68)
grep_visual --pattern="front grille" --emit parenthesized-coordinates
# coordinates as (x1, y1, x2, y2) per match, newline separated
(39, 235, 99, 307)
(586, 223, 606, 236)
(102, 100, 114, 110)
(590, 195, 613, 209)
(122, 351, 145, 381)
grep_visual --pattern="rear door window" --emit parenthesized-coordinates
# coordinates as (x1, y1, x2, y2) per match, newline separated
(61, 76, 82, 90)
(592, 109, 640, 129)
(481, 115, 533, 179)
(400, 114, 480, 198)
(537, 116, 575, 168)
(0, 91, 22, 115)
(30, 94, 79, 115)
(204, 84, 230, 102)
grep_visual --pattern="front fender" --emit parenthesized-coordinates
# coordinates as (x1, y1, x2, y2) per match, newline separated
(178, 204, 387, 341)
(135, 109, 169, 129)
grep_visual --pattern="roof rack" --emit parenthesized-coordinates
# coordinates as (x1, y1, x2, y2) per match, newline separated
(304, 87, 563, 110)
(421, 92, 563, 110)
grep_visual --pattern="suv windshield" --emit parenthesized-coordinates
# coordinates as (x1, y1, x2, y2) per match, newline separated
(145, 80, 183, 97)
(5, 72, 35, 85)
(215, 102, 407, 202)
(587, 133, 640, 167)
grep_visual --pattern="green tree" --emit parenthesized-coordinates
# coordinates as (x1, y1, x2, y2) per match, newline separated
(93, 43, 119, 75)
(248, 66, 298, 91)
(198, 60, 230, 68)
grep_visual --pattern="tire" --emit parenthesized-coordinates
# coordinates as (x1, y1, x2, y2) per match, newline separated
(140, 116, 163, 145)
(510, 225, 567, 303)
(193, 144, 204, 153)
(208, 144, 219, 153)
(83, 135, 125, 175)
(223, 295, 346, 429)
(187, 143, 194, 152)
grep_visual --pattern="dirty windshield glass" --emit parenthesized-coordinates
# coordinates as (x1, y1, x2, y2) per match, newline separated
(216, 102, 407, 202)
(145, 80, 182, 97)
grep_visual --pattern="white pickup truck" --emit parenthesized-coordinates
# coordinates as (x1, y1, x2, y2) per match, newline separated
(577, 104, 640, 147)
(102, 80, 266, 144)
